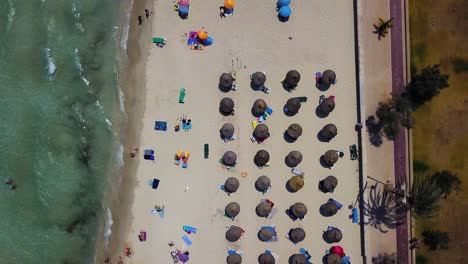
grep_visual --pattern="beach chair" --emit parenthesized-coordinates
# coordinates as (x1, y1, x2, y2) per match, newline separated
(350, 144, 358, 160)
(152, 37, 167, 47)
(179, 88, 186, 103)
(204, 144, 209, 159)
(296, 96, 308, 103)
(352, 208, 359, 223)
(155, 121, 167, 131)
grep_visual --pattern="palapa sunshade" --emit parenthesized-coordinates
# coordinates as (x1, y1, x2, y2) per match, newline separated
(223, 151, 237, 166)
(286, 124, 302, 139)
(286, 151, 303, 167)
(255, 176, 271, 192)
(319, 98, 335, 113)
(290, 254, 307, 264)
(220, 98, 235, 114)
(288, 176, 304, 192)
(258, 253, 276, 264)
(251, 72, 266, 86)
(326, 253, 342, 264)
(290, 202, 307, 219)
(254, 150, 270, 166)
(227, 253, 242, 264)
(258, 228, 275, 242)
(289, 228, 306, 243)
(221, 123, 235, 138)
(321, 176, 338, 192)
(324, 228, 343, 243)
(284, 70, 301, 88)
(323, 150, 339, 166)
(321, 70, 336, 85)
(256, 201, 272, 217)
(220, 73, 234, 90)
(225, 177, 239, 193)
(321, 124, 338, 140)
(254, 124, 269, 140)
(322, 201, 339, 216)
(252, 99, 268, 117)
(285, 98, 301, 115)
(225, 202, 240, 218)
(226, 225, 242, 242)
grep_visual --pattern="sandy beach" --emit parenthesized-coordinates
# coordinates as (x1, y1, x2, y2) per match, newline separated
(117, 0, 364, 263)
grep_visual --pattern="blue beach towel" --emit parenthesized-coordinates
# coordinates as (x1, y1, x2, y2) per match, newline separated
(182, 235, 192, 246)
(228, 250, 236, 255)
(352, 208, 359, 223)
(152, 178, 160, 189)
(155, 121, 167, 131)
(144, 154, 154, 160)
(144, 149, 155, 155)
(182, 123, 192, 130)
(265, 250, 272, 254)
(266, 107, 273, 115)
(330, 198, 343, 209)
(183, 225, 197, 234)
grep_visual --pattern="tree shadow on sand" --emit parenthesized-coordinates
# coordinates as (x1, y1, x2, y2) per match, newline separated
(362, 183, 408, 233)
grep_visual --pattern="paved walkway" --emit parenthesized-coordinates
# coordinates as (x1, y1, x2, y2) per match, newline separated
(389, 0, 410, 263)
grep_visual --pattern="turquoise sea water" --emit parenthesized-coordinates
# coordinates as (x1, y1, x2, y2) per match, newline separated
(0, 0, 122, 263)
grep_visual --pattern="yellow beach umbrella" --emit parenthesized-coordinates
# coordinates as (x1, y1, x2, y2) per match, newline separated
(197, 30, 208, 41)
(224, 0, 235, 9)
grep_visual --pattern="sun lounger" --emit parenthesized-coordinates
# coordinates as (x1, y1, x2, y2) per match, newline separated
(182, 235, 192, 246)
(151, 178, 160, 189)
(265, 107, 273, 115)
(152, 37, 167, 47)
(329, 198, 343, 209)
(183, 225, 197, 234)
(144, 149, 155, 155)
(292, 168, 305, 177)
(300, 248, 312, 260)
(179, 88, 186, 103)
(155, 121, 167, 131)
(350, 144, 358, 160)
(182, 123, 192, 130)
(144, 154, 154, 160)
(352, 208, 359, 223)
(204, 144, 209, 159)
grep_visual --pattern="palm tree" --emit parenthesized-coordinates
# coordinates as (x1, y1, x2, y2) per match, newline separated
(408, 173, 442, 219)
(373, 17, 394, 40)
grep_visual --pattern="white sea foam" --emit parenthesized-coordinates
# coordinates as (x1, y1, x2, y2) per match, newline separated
(7, 0, 15, 31)
(45, 48, 56, 77)
(74, 48, 90, 87)
(118, 88, 126, 115)
(116, 143, 124, 168)
(103, 207, 113, 244)
(71, 2, 84, 32)
(120, 0, 133, 51)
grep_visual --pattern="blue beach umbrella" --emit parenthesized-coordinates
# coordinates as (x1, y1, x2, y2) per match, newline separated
(278, 6, 291, 18)
(203, 36, 214, 46)
(179, 5, 189, 16)
(277, 0, 291, 7)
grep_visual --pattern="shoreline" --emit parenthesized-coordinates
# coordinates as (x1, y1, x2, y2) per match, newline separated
(95, 0, 154, 261)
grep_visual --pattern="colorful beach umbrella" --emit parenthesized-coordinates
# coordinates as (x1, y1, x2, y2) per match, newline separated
(277, 0, 291, 7)
(278, 6, 292, 18)
(178, 0, 190, 6)
(197, 30, 208, 41)
(224, 0, 235, 9)
(177, 253, 189, 262)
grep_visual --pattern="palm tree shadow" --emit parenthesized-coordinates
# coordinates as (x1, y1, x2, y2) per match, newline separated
(362, 183, 408, 233)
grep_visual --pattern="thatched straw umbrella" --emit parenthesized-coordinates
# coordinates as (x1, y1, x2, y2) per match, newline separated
(324, 228, 343, 243)
(321, 70, 336, 86)
(225, 177, 239, 193)
(226, 225, 242, 242)
(255, 176, 271, 192)
(320, 124, 338, 141)
(286, 151, 303, 167)
(289, 254, 307, 264)
(258, 253, 275, 264)
(227, 253, 242, 264)
(323, 150, 338, 166)
(289, 228, 306, 243)
(321, 201, 339, 217)
(221, 123, 235, 138)
(256, 201, 272, 217)
(285, 98, 301, 115)
(320, 176, 338, 193)
(290, 202, 307, 219)
(220, 73, 234, 90)
(284, 70, 301, 88)
(287, 176, 304, 192)
(223, 151, 237, 166)
(254, 124, 269, 140)
(251, 72, 266, 86)
(286, 124, 302, 139)
(326, 253, 342, 264)
(252, 99, 268, 117)
(220, 98, 235, 115)
(258, 228, 275, 242)
(254, 150, 270, 166)
(319, 98, 335, 113)
(225, 202, 240, 218)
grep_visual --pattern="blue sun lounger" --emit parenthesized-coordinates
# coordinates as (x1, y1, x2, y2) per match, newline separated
(352, 208, 359, 223)
(155, 121, 167, 131)
(182, 235, 192, 246)
(329, 198, 343, 209)
(183, 225, 197, 234)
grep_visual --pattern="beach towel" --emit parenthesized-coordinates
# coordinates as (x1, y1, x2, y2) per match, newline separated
(228, 249, 243, 256)
(144, 154, 154, 160)
(182, 235, 192, 246)
(252, 121, 258, 129)
(144, 149, 155, 155)
(183, 225, 197, 234)
(352, 208, 359, 223)
(330, 198, 343, 209)
(155, 121, 167, 131)
(267, 208, 278, 219)
(187, 31, 198, 45)
(152, 178, 160, 189)
(266, 107, 273, 115)
(182, 123, 192, 130)
(139, 231, 147, 241)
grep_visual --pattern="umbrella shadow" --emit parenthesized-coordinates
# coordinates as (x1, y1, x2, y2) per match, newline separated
(285, 209, 299, 221)
(319, 155, 333, 169)
(283, 106, 297, 117)
(250, 81, 264, 91)
(318, 180, 334, 193)
(316, 130, 331, 142)
(219, 108, 235, 116)
(322, 232, 334, 244)
(281, 81, 296, 92)
(315, 106, 330, 118)
(278, 14, 290, 22)
(362, 184, 408, 233)
(283, 131, 297, 143)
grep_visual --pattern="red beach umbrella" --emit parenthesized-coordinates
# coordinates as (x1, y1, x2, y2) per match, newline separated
(331, 245, 345, 257)
(178, 0, 190, 7)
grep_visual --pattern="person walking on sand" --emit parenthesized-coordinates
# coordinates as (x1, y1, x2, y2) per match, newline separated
(145, 9, 150, 18)
(130, 147, 139, 158)
(137, 15, 143, 25)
